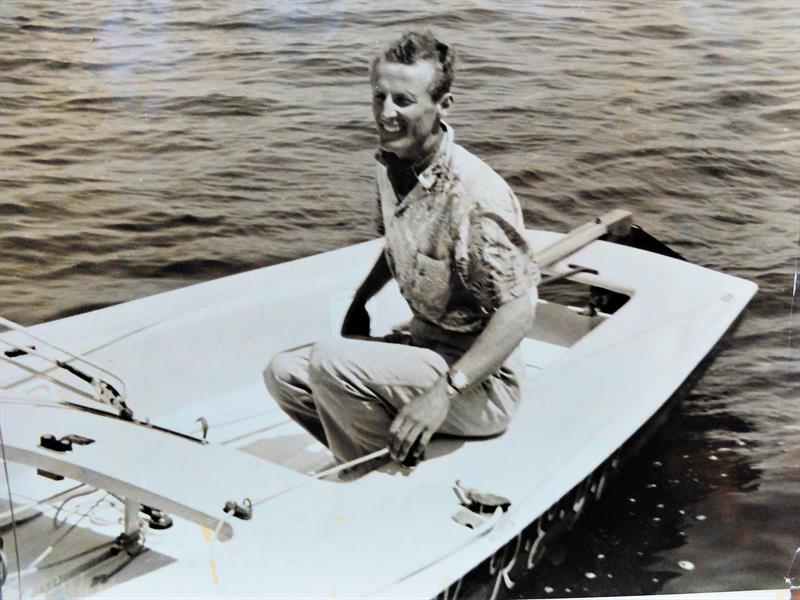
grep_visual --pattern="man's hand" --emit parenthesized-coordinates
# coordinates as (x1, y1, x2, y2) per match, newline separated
(340, 250, 393, 338)
(388, 378, 450, 465)
(341, 302, 371, 338)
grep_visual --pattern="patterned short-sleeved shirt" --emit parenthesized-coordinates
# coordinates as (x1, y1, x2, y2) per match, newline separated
(375, 122, 540, 333)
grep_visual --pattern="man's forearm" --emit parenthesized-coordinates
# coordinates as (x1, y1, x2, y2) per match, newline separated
(388, 293, 536, 463)
(353, 249, 393, 305)
(450, 294, 536, 390)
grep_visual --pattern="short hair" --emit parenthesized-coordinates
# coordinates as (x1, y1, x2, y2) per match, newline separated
(372, 31, 455, 101)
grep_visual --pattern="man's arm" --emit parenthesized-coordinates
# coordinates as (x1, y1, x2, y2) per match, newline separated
(388, 293, 535, 462)
(450, 293, 535, 383)
(340, 249, 393, 337)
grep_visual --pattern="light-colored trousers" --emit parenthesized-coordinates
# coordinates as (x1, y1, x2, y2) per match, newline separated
(263, 320, 524, 462)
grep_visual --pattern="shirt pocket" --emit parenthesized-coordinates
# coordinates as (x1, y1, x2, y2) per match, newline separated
(408, 252, 451, 320)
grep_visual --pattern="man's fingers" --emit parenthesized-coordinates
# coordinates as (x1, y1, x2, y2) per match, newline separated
(397, 423, 424, 462)
(389, 417, 415, 458)
(388, 414, 402, 436)
(389, 404, 413, 434)
(409, 428, 435, 462)
(417, 429, 435, 454)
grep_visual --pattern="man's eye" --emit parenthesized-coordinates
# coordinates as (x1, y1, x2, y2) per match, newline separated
(394, 95, 412, 107)
(373, 92, 386, 102)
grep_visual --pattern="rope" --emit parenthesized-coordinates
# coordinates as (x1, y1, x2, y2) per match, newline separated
(309, 447, 389, 479)
(0, 316, 127, 401)
(252, 447, 390, 509)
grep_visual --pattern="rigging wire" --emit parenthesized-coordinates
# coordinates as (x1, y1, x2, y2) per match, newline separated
(0, 316, 127, 401)
(0, 416, 22, 600)
(0, 345, 132, 420)
(0, 481, 87, 524)
(0, 390, 205, 446)
(0, 354, 97, 403)
(6, 491, 110, 593)
(30, 493, 137, 597)
(53, 487, 101, 529)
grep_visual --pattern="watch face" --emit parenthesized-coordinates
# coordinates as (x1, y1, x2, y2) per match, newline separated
(450, 370, 469, 391)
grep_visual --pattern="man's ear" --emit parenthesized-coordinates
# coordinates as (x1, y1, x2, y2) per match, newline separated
(438, 93, 454, 115)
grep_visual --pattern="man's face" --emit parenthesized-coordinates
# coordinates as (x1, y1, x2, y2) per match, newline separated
(371, 58, 449, 162)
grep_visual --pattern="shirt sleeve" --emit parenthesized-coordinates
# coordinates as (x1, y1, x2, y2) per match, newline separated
(460, 211, 540, 312)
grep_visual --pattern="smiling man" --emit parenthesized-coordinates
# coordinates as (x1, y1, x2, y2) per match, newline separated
(265, 31, 540, 467)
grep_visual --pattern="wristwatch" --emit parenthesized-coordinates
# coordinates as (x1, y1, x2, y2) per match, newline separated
(446, 370, 469, 399)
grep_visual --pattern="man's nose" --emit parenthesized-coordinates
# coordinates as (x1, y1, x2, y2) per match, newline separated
(380, 97, 398, 120)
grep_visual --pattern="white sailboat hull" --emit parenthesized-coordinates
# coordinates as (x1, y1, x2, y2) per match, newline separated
(0, 228, 757, 598)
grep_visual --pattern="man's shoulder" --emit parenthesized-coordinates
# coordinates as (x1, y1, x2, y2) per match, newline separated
(450, 144, 512, 195)
(449, 143, 520, 217)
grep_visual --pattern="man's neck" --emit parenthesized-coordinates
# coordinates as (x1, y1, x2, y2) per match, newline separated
(412, 124, 445, 173)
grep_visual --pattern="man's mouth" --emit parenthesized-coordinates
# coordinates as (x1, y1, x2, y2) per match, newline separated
(379, 121, 403, 136)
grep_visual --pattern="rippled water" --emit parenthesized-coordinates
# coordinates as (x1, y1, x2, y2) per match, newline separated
(1, 0, 798, 596)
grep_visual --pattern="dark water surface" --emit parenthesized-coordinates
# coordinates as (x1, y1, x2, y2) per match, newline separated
(1, 0, 798, 596)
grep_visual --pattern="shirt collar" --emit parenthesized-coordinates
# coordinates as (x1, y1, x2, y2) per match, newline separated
(375, 121, 454, 191)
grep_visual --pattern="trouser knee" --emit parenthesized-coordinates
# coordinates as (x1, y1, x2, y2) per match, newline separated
(307, 338, 343, 388)
(263, 352, 297, 409)
(308, 338, 372, 409)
